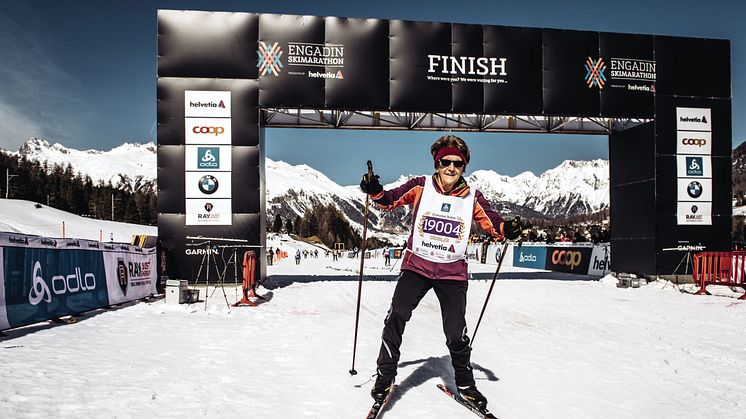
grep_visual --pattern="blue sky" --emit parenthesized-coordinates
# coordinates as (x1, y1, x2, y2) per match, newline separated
(0, 0, 743, 185)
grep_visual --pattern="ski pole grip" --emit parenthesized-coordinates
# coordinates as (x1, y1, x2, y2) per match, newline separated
(366, 160, 373, 178)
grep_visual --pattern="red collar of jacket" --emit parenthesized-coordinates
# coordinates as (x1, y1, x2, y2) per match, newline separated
(431, 174, 470, 197)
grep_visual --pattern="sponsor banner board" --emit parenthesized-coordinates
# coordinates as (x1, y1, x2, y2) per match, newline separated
(1, 246, 109, 328)
(676, 131, 712, 155)
(545, 247, 593, 274)
(185, 171, 232, 199)
(103, 251, 157, 305)
(185, 199, 233, 226)
(185, 145, 232, 171)
(512, 246, 547, 269)
(185, 117, 232, 145)
(184, 90, 231, 118)
(677, 202, 712, 225)
(0, 249, 8, 330)
(587, 246, 611, 276)
(676, 107, 711, 132)
(676, 155, 712, 178)
(677, 178, 712, 202)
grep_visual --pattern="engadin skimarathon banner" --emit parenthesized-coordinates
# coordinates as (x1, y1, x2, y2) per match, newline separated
(0, 232, 156, 331)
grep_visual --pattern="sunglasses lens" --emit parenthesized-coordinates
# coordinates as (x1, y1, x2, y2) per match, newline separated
(439, 158, 464, 168)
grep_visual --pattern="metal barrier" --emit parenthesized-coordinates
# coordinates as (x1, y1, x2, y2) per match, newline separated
(693, 251, 746, 300)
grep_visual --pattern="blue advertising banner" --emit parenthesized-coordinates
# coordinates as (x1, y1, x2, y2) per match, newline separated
(2, 246, 109, 328)
(512, 246, 547, 269)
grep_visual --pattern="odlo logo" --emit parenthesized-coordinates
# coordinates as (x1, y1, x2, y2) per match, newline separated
(519, 252, 537, 263)
(197, 147, 219, 169)
(551, 250, 582, 269)
(686, 157, 703, 176)
(28, 261, 96, 305)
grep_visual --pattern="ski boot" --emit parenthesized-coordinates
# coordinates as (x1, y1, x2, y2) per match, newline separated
(458, 385, 488, 411)
(370, 374, 395, 402)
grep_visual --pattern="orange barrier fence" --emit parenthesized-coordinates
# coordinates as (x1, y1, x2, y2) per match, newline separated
(693, 251, 746, 300)
(233, 251, 259, 307)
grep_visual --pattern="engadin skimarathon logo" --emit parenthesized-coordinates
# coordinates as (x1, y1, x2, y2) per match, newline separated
(426, 54, 508, 84)
(257, 41, 284, 76)
(197, 147, 220, 169)
(584, 57, 607, 89)
(198, 175, 219, 195)
(27, 261, 96, 306)
(287, 42, 344, 67)
(608, 57, 656, 91)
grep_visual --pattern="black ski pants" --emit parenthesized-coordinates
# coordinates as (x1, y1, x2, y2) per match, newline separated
(376, 269, 474, 387)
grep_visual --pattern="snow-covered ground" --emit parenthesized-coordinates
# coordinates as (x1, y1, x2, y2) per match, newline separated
(0, 199, 156, 242)
(2, 234, 745, 418)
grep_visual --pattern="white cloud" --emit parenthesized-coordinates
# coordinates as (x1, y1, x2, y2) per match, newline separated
(0, 4, 85, 149)
(0, 99, 45, 151)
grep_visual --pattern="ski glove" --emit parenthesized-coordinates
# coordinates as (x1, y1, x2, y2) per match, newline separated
(502, 216, 523, 240)
(360, 172, 383, 195)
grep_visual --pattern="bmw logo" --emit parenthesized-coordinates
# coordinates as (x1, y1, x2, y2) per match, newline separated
(198, 175, 219, 195)
(687, 181, 703, 198)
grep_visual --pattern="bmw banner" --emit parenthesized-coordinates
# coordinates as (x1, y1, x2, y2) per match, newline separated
(0, 249, 8, 330)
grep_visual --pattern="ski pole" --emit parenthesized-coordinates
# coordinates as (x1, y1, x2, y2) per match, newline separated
(470, 239, 510, 348)
(349, 160, 374, 376)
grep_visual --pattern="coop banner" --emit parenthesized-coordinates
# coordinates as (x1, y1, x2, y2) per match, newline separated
(0, 233, 156, 331)
(102, 249, 157, 305)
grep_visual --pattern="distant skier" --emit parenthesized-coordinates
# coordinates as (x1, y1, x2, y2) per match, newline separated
(295, 249, 301, 265)
(383, 247, 390, 266)
(359, 134, 522, 412)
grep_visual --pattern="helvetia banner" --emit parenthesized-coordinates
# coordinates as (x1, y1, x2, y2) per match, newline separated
(0, 233, 156, 331)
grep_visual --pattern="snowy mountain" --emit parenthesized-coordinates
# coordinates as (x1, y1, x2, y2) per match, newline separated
(267, 159, 609, 235)
(3, 138, 609, 231)
(9, 137, 156, 190)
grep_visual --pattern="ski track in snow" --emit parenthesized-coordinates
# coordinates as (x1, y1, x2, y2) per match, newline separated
(1, 235, 746, 418)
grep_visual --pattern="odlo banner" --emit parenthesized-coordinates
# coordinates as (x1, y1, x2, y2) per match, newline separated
(2, 246, 108, 328)
(545, 247, 593, 274)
